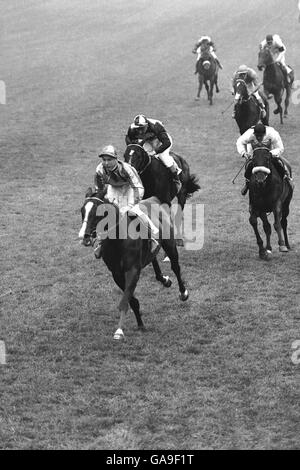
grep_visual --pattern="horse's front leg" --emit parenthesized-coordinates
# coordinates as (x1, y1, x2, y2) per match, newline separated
(209, 80, 213, 105)
(260, 212, 272, 257)
(161, 240, 188, 301)
(196, 76, 203, 100)
(273, 203, 288, 252)
(249, 210, 266, 259)
(273, 91, 283, 124)
(152, 258, 172, 287)
(284, 85, 291, 117)
(115, 266, 142, 339)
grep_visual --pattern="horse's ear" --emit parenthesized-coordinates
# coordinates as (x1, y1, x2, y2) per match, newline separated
(85, 187, 93, 198)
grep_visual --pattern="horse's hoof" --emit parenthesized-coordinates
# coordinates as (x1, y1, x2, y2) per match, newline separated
(163, 256, 170, 262)
(264, 250, 272, 261)
(138, 325, 146, 332)
(279, 245, 289, 253)
(179, 289, 189, 301)
(273, 109, 279, 114)
(113, 328, 125, 340)
(259, 250, 266, 259)
(195, 97, 200, 101)
(162, 276, 172, 288)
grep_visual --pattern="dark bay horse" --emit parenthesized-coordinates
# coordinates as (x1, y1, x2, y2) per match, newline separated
(124, 144, 200, 210)
(233, 77, 269, 134)
(78, 188, 189, 339)
(195, 51, 219, 104)
(257, 48, 294, 124)
(124, 144, 200, 245)
(247, 147, 293, 260)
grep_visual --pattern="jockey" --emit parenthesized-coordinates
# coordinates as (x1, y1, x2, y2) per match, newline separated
(125, 114, 182, 194)
(259, 34, 292, 83)
(192, 35, 223, 73)
(93, 145, 159, 258)
(236, 123, 292, 195)
(232, 64, 266, 118)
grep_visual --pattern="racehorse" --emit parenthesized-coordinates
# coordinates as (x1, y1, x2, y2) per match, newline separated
(195, 51, 219, 105)
(233, 77, 269, 134)
(124, 144, 200, 245)
(257, 47, 294, 124)
(247, 147, 293, 260)
(78, 188, 189, 339)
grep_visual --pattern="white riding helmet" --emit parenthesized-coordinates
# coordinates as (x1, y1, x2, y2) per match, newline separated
(99, 145, 118, 158)
(238, 64, 248, 72)
(133, 114, 148, 128)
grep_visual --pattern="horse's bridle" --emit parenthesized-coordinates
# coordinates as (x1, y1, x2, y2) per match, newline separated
(234, 79, 250, 103)
(251, 147, 272, 184)
(126, 144, 152, 174)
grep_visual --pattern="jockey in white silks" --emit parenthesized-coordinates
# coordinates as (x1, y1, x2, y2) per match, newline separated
(236, 123, 292, 195)
(192, 35, 223, 72)
(93, 145, 159, 258)
(231, 65, 266, 118)
(260, 34, 292, 81)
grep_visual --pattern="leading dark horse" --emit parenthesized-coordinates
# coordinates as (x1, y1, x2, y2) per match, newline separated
(233, 77, 269, 134)
(258, 48, 294, 124)
(79, 188, 189, 339)
(247, 147, 293, 260)
(195, 51, 219, 104)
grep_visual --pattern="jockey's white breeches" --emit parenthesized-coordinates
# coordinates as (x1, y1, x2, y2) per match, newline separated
(106, 185, 159, 236)
(274, 51, 291, 73)
(106, 185, 144, 209)
(143, 135, 176, 168)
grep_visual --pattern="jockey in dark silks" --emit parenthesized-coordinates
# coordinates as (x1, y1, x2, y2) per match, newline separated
(125, 114, 182, 194)
(236, 123, 293, 196)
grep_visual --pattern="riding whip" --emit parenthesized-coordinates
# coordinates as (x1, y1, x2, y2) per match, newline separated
(232, 160, 246, 184)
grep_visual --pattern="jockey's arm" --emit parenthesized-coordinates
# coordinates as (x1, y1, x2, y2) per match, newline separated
(260, 39, 267, 50)
(273, 35, 286, 52)
(94, 164, 105, 192)
(123, 164, 144, 205)
(269, 129, 284, 157)
(155, 131, 172, 154)
(236, 129, 253, 157)
(125, 127, 136, 145)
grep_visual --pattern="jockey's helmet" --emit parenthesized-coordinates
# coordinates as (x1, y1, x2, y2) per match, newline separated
(253, 123, 266, 136)
(266, 34, 273, 44)
(133, 114, 148, 129)
(99, 145, 118, 159)
(238, 65, 248, 72)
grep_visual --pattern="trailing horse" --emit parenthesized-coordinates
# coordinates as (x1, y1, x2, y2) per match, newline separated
(247, 147, 293, 260)
(195, 51, 219, 105)
(233, 77, 269, 134)
(258, 48, 294, 124)
(123, 144, 200, 210)
(124, 144, 200, 245)
(78, 188, 189, 339)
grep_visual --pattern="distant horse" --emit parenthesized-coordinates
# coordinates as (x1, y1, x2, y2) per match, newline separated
(257, 48, 294, 124)
(233, 77, 269, 134)
(79, 188, 189, 339)
(247, 147, 293, 260)
(195, 51, 219, 104)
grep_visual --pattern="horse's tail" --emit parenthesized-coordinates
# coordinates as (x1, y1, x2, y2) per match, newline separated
(185, 173, 201, 198)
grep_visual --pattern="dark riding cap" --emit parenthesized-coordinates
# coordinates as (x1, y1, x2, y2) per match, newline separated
(98, 145, 118, 159)
(253, 123, 266, 136)
(266, 34, 273, 42)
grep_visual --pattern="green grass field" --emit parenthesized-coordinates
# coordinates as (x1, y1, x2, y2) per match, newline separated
(0, 0, 299, 449)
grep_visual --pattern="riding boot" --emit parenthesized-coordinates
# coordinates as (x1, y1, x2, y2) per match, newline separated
(259, 103, 267, 119)
(241, 179, 250, 196)
(194, 61, 199, 74)
(92, 237, 102, 259)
